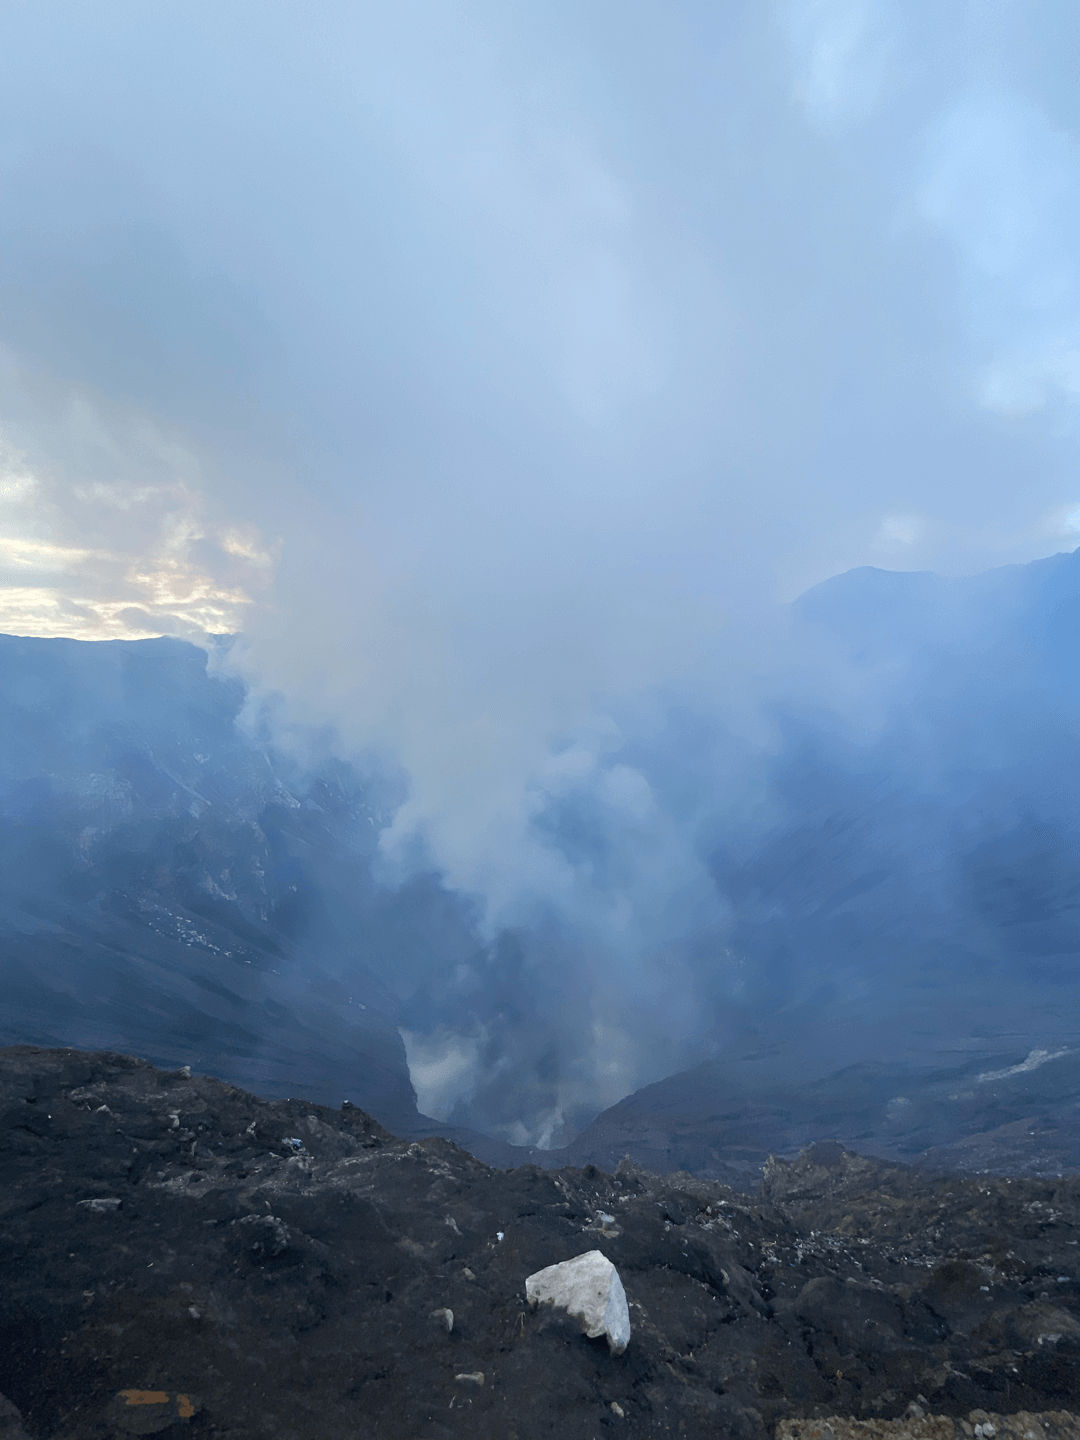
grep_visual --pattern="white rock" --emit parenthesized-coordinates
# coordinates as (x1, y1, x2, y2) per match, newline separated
(525, 1249, 631, 1354)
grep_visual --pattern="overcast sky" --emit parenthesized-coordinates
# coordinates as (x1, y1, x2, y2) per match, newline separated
(3, 0, 1080, 930)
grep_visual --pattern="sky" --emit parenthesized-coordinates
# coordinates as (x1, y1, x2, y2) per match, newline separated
(3, 1, 1080, 1127)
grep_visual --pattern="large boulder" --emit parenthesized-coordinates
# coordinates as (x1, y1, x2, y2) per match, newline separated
(524, 1249, 631, 1354)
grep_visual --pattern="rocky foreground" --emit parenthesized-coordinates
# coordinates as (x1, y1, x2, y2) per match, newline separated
(1, 1048, 1080, 1439)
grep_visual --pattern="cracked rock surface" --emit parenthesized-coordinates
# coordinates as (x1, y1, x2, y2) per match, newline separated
(1, 1048, 1079, 1439)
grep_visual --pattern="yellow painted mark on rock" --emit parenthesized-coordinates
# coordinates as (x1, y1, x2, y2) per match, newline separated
(119, 1392, 171, 1407)
(116, 1390, 197, 1422)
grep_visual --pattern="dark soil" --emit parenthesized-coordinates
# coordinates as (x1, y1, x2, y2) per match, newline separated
(2, 1047, 1079, 1439)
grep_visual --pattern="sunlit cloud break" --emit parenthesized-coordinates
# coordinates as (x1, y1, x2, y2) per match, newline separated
(0, 377, 274, 641)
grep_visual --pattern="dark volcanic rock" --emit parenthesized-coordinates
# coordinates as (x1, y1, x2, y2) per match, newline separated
(778, 1414, 1080, 1439)
(2, 1048, 1080, 1439)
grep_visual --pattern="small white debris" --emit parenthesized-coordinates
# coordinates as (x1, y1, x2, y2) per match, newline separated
(525, 1250, 631, 1355)
(463, 1267, 476, 1280)
(168, 1112, 180, 1130)
(589, 1209, 621, 1237)
(611, 1400, 625, 1418)
(178, 1065, 191, 1078)
(283, 1137, 304, 1151)
(496, 1231, 505, 1242)
(455, 1372, 485, 1387)
(78, 1198, 122, 1213)
(430, 1307, 454, 1332)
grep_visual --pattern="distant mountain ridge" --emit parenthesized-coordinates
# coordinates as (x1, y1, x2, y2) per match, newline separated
(550, 1042, 1080, 1185)
(563, 546, 1080, 1180)
(0, 632, 520, 1161)
(1, 547, 1078, 1175)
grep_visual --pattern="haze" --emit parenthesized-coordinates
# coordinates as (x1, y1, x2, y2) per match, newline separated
(2, 1, 1079, 1139)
